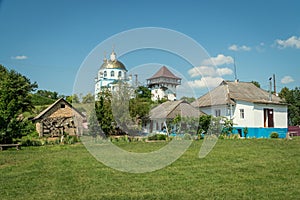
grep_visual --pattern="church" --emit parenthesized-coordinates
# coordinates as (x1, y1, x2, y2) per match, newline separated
(94, 50, 130, 100)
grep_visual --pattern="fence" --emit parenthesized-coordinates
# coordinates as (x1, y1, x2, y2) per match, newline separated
(288, 126, 300, 136)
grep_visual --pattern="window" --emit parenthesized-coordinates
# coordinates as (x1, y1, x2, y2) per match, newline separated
(111, 71, 115, 77)
(240, 109, 245, 119)
(215, 109, 221, 117)
(103, 71, 107, 77)
(118, 71, 122, 77)
(61, 104, 65, 108)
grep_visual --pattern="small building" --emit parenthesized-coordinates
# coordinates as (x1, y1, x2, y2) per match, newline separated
(191, 80, 288, 138)
(33, 98, 85, 137)
(148, 100, 205, 134)
(147, 66, 181, 101)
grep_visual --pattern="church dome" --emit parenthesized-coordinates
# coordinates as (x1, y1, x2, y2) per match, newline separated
(100, 60, 127, 71)
(100, 51, 127, 71)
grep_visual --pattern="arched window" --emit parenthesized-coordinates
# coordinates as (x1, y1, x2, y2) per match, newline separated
(118, 71, 122, 78)
(111, 70, 115, 77)
(103, 71, 107, 77)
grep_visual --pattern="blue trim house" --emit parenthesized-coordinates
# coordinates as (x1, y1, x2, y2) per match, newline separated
(191, 80, 288, 138)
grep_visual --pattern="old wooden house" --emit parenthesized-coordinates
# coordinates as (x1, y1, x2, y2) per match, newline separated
(33, 98, 85, 137)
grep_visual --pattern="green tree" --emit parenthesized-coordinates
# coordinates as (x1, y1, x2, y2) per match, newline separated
(180, 96, 196, 103)
(198, 115, 212, 134)
(95, 89, 115, 137)
(0, 65, 37, 144)
(279, 87, 300, 125)
(251, 81, 261, 88)
(129, 86, 152, 128)
(36, 89, 58, 99)
(135, 86, 151, 99)
(66, 94, 80, 104)
(82, 93, 94, 104)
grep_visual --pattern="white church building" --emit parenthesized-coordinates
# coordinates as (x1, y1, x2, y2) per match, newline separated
(94, 50, 131, 100)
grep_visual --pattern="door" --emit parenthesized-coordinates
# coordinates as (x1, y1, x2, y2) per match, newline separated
(264, 108, 274, 128)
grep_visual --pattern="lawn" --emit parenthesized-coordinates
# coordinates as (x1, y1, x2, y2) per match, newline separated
(1, 138, 299, 199)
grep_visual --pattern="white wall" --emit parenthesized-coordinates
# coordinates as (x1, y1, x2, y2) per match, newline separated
(254, 103, 287, 128)
(233, 100, 255, 127)
(199, 101, 287, 129)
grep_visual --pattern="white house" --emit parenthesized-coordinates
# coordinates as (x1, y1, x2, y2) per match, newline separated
(191, 80, 288, 138)
(147, 66, 181, 101)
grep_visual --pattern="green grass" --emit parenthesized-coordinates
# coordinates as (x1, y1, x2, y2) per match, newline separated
(1, 138, 300, 199)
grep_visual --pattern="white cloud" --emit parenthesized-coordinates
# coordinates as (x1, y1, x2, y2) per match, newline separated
(202, 54, 234, 66)
(281, 76, 294, 84)
(276, 36, 300, 49)
(216, 68, 233, 76)
(11, 55, 28, 60)
(228, 44, 251, 51)
(187, 77, 224, 89)
(188, 66, 233, 78)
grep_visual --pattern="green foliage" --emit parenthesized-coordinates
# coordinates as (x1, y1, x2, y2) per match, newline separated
(148, 134, 167, 140)
(221, 117, 235, 136)
(36, 89, 58, 100)
(183, 133, 192, 140)
(135, 86, 151, 99)
(180, 96, 196, 103)
(270, 132, 279, 138)
(251, 81, 261, 88)
(198, 115, 212, 134)
(66, 94, 80, 103)
(82, 93, 94, 104)
(95, 89, 115, 136)
(244, 127, 249, 138)
(0, 65, 37, 144)
(30, 93, 56, 106)
(279, 87, 300, 125)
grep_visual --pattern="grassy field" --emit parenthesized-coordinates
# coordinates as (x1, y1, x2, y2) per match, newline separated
(1, 138, 299, 199)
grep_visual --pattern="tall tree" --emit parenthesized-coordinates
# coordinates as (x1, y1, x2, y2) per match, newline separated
(279, 87, 300, 126)
(95, 89, 115, 136)
(0, 65, 37, 143)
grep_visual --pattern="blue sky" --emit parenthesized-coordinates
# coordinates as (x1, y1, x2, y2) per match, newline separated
(0, 0, 299, 98)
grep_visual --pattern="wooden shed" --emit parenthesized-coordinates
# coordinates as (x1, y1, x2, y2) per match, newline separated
(33, 98, 85, 137)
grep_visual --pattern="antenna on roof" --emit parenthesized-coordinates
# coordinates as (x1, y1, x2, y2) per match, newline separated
(234, 56, 238, 82)
(273, 74, 277, 95)
(269, 76, 272, 101)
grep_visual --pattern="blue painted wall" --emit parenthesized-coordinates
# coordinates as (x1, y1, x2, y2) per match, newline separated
(233, 127, 287, 138)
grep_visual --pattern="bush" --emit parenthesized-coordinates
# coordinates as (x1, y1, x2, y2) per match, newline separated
(148, 134, 166, 141)
(270, 132, 279, 138)
(183, 133, 192, 140)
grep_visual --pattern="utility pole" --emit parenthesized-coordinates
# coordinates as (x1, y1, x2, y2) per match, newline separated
(269, 77, 272, 101)
(273, 74, 276, 95)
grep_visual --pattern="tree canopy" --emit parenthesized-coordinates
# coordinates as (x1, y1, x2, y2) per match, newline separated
(0, 65, 37, 144)
(279, 87, 300, 126)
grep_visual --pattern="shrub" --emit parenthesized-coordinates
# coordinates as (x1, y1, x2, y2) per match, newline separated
(270, 132, 279, 138)
(148, 134, 166, 141)
(183, 133, 192, 140)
